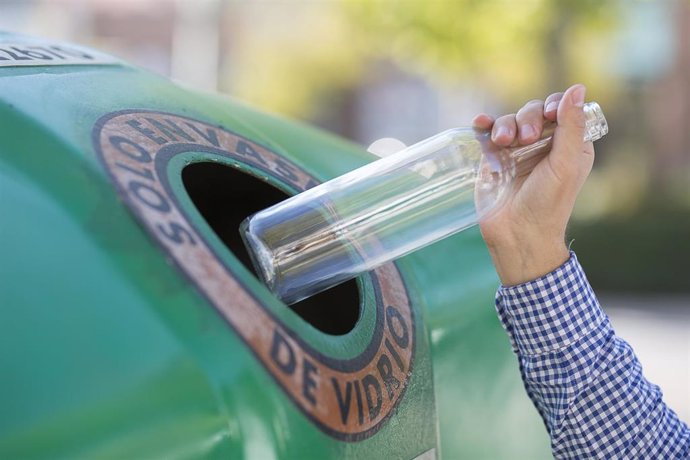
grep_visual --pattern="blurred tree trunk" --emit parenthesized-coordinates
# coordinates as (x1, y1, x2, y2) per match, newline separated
(545, 3, 570, 92)
(648, 1, 690, 199)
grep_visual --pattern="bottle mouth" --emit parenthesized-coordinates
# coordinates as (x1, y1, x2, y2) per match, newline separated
(240, 217, 277, 291)
(583, 102, 608, 142)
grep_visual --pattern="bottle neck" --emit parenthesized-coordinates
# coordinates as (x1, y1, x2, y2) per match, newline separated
(583, 102, 608, 142)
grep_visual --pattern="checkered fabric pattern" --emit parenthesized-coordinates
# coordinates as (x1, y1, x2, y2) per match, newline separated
(496, 252, 690, 459)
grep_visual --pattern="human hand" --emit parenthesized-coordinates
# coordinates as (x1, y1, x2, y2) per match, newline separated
(472, 84, 594, 286)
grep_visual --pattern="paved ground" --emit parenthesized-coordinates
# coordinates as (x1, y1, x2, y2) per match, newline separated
(601, 295, 690, 424)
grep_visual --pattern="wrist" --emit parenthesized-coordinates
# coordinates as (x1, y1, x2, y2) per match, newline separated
(487, 237, 569, 286)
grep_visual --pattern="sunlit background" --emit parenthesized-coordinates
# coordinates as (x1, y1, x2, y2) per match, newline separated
(1, 0, 688, 420)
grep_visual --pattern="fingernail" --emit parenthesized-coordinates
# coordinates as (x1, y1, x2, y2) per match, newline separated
(494, 126, 510, 141)
(571, 85, 586, 107)
(520, 124, 535, 141)
(545, 101, 558, 113)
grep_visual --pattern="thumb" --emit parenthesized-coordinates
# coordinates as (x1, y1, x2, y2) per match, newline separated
(551, 84, 594, 184)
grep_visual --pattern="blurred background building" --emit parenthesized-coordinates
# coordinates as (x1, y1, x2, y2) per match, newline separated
(1, 0, 687, 420)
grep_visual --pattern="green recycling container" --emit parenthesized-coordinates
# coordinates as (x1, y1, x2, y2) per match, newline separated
(0, 33, 550, 459)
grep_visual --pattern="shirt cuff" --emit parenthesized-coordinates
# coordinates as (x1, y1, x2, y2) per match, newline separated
(495, 251, 607, 356)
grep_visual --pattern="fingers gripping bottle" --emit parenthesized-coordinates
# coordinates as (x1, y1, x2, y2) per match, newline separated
(241, 102, 608, 305)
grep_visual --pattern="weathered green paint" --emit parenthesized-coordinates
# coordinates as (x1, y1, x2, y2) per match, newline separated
(0, 34, 550, 459)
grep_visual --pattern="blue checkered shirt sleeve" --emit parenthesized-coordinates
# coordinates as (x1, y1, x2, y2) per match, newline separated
(495, 252, 690, 459)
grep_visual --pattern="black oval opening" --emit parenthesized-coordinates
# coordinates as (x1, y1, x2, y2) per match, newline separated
(182, 161, 360, 335)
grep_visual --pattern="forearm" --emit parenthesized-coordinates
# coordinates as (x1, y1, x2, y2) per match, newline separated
(496, 253, 690, 458)
(485, 235, 569, 286)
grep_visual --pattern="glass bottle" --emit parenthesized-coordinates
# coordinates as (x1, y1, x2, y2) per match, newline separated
(241, 102, 608, 305)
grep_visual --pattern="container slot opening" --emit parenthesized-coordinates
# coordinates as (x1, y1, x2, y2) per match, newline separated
(182, 161, 359, 335)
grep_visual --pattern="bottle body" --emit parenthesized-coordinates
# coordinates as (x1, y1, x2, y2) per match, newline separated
(242, 102, 607, 305)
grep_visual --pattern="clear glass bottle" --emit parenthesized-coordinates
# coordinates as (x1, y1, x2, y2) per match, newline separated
(241, 102, 608, 305)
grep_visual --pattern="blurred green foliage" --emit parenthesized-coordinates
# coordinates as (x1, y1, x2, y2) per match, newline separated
(229, 0, 621, 117)
(342, 0, 618, 102)
(570, 200, 690, 293)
